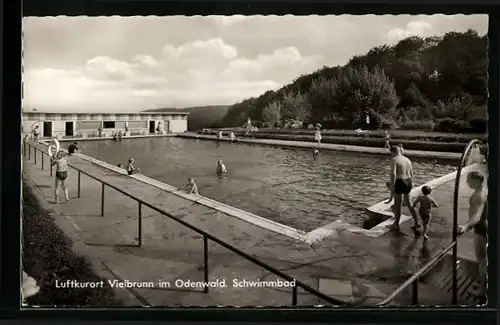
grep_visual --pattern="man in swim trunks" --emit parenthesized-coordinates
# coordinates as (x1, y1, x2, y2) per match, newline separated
(458, 171, 488, 302)
(387, 145, 420, 231)
(51, 150, 70, 204)
(127, 158, 139, 175)
(33, 125, 40, 143)
(68, 142, 79, 155)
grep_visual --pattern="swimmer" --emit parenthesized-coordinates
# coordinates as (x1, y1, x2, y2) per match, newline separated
(117, 164, 123, 168)
(458, 171, 488, 301)
(412, 185, 439, 239)
(51, 150, 70, 204)
(118, 130, 123, 141)
(68, 141, 79, 155)
(216, 159, 227, 174)
(178, 177, 199, 195)
(126, 158, 139, 175)
(313, 149, 320, 161)
(386, 145, 420, 231)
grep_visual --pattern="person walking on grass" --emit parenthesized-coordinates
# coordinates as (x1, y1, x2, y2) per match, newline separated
(386, 145, 421, 232)
(52, 150, 70, 204)
(314, 126, 322, 146)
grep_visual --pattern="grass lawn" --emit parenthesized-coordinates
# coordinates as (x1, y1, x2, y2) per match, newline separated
(22, 182, 122, 306)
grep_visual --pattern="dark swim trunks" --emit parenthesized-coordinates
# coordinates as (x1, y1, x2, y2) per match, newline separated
(56, 171, 68, 181)
(394, 178, 412, 194)
(127, 170, 133, 175)
(474, 201, 488, 238)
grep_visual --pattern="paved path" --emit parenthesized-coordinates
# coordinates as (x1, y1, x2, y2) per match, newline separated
(178, 133, 461, 161)
(23, 147, 465, 306)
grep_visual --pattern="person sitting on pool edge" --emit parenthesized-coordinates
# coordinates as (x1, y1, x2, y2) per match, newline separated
(217, 159, 227, 174)
(68, 142, 79, 155)
(178, 177, 199, 195)
(126, 158, 140, 175)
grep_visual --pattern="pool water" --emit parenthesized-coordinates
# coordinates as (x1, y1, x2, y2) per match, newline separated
(76, 138, 456, 231)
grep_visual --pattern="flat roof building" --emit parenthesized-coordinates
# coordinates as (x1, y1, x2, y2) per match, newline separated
(22, 111, 189, 139)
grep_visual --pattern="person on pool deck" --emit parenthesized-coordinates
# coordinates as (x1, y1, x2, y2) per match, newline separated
(412, 185, 439, 240)
(178, 177, 199, 195)
(458, 171, 488, 301)
(217, 159, 227, 174)
(313, 149, 320, 161)
(387, 145, 420, 231)
(126, 158, 140, 175)
(384, 130, 391, 149)
(398, 143, 404, 154)
(68, 142, 79, 155)
(33, 125, 40, 143)
(51, 150, 70, 204)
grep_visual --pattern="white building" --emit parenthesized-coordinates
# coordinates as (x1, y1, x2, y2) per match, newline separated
(22, 111, 189, 139)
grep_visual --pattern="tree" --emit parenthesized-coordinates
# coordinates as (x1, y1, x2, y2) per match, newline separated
(307, 76, 338, 122)
(280, 91, 311, 122)
(262, 101, 282, 127)
(333, 65, 399, 124)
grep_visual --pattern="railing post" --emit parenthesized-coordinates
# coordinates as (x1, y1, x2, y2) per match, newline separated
(41, 153, 44, 170)
(412, 280, 419, 305)
(137, 202, 142, 247)
(203, 236, 209, 293)
(101, 183, 105, 216)
(34, 148, 37, 164)
(50, 162, 53, 177)
(292, 283, 298, 306)
(28, 145, 31, 160)
(77, 171, 81, 198)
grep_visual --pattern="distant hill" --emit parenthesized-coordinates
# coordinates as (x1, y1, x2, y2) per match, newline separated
(144, 105, 230, 131)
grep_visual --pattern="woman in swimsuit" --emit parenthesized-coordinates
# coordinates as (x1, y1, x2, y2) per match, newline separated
(51, 150, 70, 204)
(314, 127, 322, 146)
(458, 171, 488, 302)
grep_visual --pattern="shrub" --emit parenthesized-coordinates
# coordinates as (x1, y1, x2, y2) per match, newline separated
(469, 118, 488, 133)
(434, 118, 471, 133)
(377, 116, 398, 130)
(399, 120, 435, 130)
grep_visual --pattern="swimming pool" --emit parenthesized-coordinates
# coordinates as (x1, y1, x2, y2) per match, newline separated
(76, 137, 456, 231)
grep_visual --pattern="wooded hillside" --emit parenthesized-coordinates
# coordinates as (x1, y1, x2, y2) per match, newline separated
(220, 30, 488, 133)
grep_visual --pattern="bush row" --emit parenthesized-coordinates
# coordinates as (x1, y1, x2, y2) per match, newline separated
(22, 183, 122, 306)
(216, 129, 486, 144)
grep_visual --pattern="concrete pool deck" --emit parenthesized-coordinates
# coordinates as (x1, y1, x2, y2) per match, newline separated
(22, 144, 479, 306)
(178, 133, 462, 161)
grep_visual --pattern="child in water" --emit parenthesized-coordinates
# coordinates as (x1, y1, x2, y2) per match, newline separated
(412, 186, 439, 239)
(126, 158, 140, 175)
(178, 177, 199, 195)
(217, 159, 227, 174)
(313, 149, 320, 161)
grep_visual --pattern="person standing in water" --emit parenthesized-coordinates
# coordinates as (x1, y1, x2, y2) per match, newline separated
(458, 171, 488, 302)
(32, 125, 41, 143)
(127, 158, 140, 175)
(313, 149, 320, 161)
(51, 151, 70, 204)
(217, 159, 227, 174)
(68, 141, 79, 155)
(178, 177, 199, 195)
(314, 126, 322, 146)
(387, 145, 420, 231)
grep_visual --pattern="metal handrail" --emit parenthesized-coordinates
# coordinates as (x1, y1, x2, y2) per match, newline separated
(23, 140, 348, 306)
(373, 139, 485, 306)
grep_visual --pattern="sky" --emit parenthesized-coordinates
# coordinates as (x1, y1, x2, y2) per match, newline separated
(23, 15, 488, 113)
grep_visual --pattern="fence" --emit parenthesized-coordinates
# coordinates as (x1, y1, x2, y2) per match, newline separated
(23, 139, 483, 306)
(374, 139, 484, 306)
(23, 140, 348, 306)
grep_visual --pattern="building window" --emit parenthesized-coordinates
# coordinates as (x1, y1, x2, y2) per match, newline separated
(103, 121, 115, 129)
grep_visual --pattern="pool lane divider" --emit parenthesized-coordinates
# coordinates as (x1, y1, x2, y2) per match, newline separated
(178, 133, 461, 161)
(35, 140, 468, 244)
